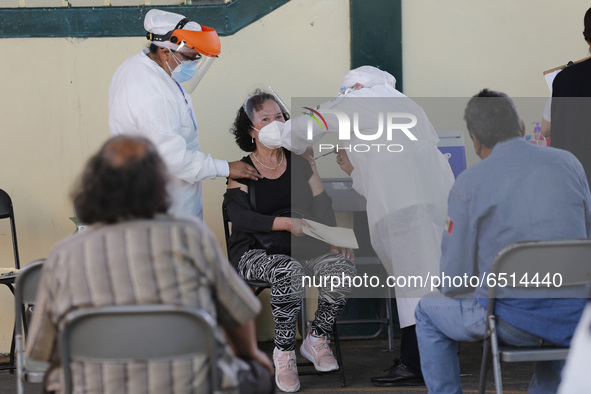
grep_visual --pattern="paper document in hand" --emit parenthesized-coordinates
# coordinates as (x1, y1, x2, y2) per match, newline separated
(302, 219, 359, 249)
(544, 69, 561, 92)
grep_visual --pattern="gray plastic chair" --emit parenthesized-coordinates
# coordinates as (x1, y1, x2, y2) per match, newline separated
(478, 239, 591, 394)
(15, 259, 49, 394)
(59, 304, 219, 394)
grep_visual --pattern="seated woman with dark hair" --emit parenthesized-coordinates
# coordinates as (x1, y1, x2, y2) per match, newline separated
(224, 90, 356, 393)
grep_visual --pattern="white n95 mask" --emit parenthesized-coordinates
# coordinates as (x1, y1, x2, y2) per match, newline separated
(256, 121, 284, 149)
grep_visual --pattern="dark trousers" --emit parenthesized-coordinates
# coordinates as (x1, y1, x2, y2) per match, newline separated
(401, 325, 422, 376)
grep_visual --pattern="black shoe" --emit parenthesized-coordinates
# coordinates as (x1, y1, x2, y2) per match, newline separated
(370, 359, 425, 387)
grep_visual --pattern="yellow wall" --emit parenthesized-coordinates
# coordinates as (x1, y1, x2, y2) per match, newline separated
(401, 0, 591, 170)
(402, 0, 591, 97)
(1, 0, 590, 351)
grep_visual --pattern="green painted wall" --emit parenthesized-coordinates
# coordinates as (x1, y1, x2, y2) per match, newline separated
(0, 0, 289, 37)
(1, 0, 404, 94)
(350, 0, 403, 91)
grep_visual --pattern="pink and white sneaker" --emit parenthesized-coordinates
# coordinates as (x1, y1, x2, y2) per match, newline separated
(273, 347, 300, 392)
(300, 333, 339, 372)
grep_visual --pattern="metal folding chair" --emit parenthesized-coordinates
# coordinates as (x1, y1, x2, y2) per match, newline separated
(59, 304, 219, 394)
(0, 188, 22, 370)
(0, 189, 21, 271)
(478, 239, 591, 394)
(15, 259, 48, 394)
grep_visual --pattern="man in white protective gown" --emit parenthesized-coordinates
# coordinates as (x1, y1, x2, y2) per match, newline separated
(256, 66, 454, 387)
(109, 9, 260, 220)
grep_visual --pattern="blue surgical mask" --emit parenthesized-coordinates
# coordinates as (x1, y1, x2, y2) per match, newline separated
(168, 52, 198, 83)
(171, 61, 198, 83)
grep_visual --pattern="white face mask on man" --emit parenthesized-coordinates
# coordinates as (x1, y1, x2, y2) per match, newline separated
(253, 121, 284, 149)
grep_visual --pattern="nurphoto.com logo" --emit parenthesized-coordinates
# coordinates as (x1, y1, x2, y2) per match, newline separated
(303, 107, 419, 153)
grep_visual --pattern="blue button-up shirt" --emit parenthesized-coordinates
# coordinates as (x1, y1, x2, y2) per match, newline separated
(440, 137, 591, 345)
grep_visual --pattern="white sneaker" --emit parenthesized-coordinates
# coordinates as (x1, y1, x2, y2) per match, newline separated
(273, 347, 300, 392)
(300, 333, 339, 372)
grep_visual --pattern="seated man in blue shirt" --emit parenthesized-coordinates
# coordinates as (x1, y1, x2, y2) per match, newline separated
(415, 89, 591, 393)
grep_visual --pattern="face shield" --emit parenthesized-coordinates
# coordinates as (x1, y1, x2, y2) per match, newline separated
(148, 21, 221, 94)
(169, 42, 217, 94)
(243, 84, 290, 126)
(243, 85, 290, 149)
(170, 27, 220, 93)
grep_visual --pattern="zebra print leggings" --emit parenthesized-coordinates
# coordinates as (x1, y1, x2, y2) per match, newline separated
(238, 249, 357, 351)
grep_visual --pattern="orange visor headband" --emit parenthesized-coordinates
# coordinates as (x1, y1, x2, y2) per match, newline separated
(170, 26, 221, 57)
(147, 18, 221, 58)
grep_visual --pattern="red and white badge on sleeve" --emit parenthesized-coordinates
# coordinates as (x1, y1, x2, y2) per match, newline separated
(445, 216, 454, 234)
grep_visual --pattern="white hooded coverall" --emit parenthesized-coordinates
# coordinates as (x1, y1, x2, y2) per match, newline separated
(275, 67, 454, 327)
(109, 49, 228, 219)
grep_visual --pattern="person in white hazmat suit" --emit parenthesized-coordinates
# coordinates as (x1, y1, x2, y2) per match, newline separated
(257, 66, 454, 386)
(109, 9, 260, 220)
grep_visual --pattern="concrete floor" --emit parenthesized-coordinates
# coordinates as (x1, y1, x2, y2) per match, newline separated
(261, 338, 532, 394)
(0, 336, 534, 393)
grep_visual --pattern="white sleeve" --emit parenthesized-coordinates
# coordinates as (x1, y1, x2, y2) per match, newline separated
(109, 54, 227, 183)
(214, 159, 230, 177)
(124, 93, 223, 184)
(280, 118, 327, 155)
(280, 98, 349, 154)
(543, 96, 552, 122)
(281, 89, 420, 154)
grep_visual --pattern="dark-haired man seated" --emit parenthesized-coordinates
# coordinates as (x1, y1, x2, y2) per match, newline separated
(26, 135, 273, 394)
(415, 90, 591, 393)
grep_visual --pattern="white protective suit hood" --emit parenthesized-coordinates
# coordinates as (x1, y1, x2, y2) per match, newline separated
(273, 66, 427, 154)
(340, 65, 397, 91)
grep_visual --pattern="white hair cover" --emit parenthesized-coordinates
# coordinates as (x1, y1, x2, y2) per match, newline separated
(340, 65, 397, 90)
(144, 9, 202, 50)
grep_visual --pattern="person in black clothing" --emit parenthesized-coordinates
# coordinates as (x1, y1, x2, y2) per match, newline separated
(551, 6, 591, 190)
(223, 91, 356, 393)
